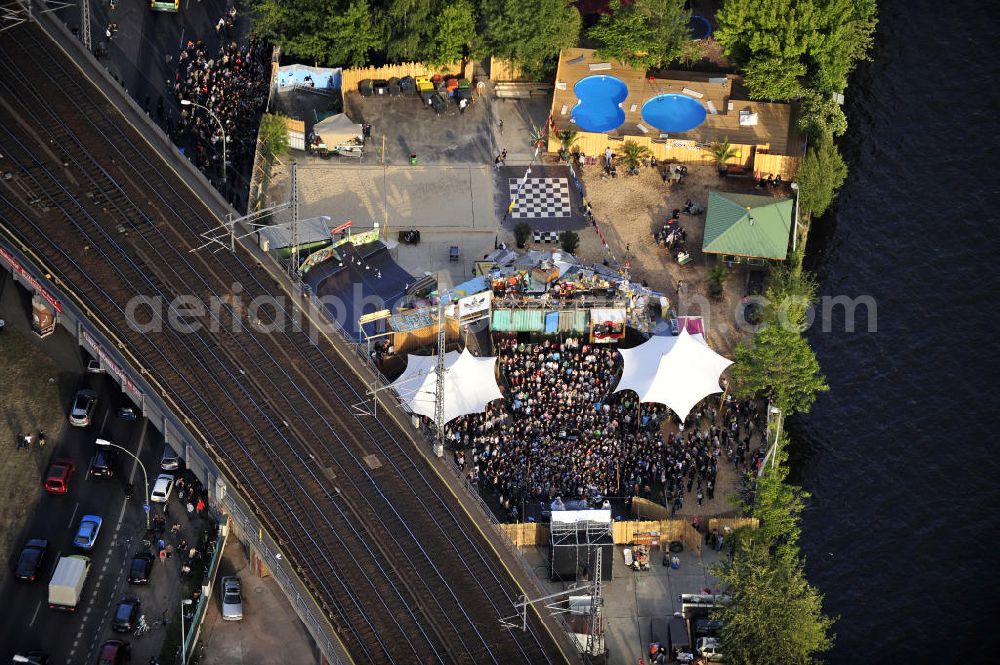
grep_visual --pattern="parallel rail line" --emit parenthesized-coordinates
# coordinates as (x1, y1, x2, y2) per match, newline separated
(0, 23, 567, 665)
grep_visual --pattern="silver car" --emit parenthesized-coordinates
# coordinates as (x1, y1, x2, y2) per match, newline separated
(160, 445, 181, 471)
(221, 576, 243, 621)
(68, 389, 98, 427)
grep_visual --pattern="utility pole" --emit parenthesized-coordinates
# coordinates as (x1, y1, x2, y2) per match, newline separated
(586, 546, 604, 657)
(80, 0, 90, 52)
(288, 162, 300, 281)
(433, 288, 447, 458)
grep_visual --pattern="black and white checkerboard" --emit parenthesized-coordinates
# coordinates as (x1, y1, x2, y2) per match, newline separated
(508, 177, 571, 219)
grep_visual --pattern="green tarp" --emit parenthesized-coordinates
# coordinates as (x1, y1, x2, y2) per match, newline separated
(702, 191, 793, 260)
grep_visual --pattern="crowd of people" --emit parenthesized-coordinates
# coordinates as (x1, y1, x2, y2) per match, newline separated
(168, 16, 270, 192)
(443, 335, 770, 520)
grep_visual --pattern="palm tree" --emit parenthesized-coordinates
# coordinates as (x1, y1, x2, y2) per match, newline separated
(528, 124, 546, 149)
(620, 140, 652, 175)
(710, 137, 738, 174)
(557, 129, 578, 161)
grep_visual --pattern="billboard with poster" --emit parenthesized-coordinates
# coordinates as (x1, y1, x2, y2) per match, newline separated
(457, 291, 491, 319)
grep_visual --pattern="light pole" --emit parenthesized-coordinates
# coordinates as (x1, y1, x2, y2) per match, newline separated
(789, 181, 801, 253)
(95, 438, 150, 529)
(180, 99, 227, 196)
(180, 598, 194, 665)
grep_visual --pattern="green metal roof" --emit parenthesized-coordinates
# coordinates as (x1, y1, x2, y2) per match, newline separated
(702, 191, 793, 260)
(491, 309, 546, 332)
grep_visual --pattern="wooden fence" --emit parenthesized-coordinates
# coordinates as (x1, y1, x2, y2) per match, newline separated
(498, 516, 702, 550)
(752, 152, 801, 179)
(499, 522, 550, 547)
(707, 517, 759, 533)
(340, 60, 473, 93)
(549, 130, 752, 167)
(490, 57, 533, 83)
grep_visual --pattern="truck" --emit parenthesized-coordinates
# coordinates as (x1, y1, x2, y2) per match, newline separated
(48, 555, 90, 611)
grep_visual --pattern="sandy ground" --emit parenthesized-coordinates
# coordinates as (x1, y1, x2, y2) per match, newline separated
(0, 328, 70, 570)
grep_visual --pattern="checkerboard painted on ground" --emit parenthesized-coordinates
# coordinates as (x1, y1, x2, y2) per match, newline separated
(508, 177, 572, 219)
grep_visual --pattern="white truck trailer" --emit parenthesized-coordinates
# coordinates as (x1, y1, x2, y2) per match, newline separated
(48, 555, 91, 611)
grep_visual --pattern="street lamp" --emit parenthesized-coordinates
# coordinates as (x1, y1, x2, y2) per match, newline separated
(789, 181, 801, 253)
(95, 438, 151, 529)
(180, 598, 194, 665)
(180, 99, 227, 196)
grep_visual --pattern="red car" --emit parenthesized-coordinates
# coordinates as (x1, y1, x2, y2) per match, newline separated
(44, 458, 75, 494)
(95, 640, 129, 665)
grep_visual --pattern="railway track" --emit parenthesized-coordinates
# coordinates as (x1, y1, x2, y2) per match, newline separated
(0, 22, 569, 665)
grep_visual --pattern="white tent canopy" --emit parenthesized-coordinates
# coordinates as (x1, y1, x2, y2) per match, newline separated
(391, 349, 503, 425)
(615, 329, 732, 421)
(313, 113, 362, 144)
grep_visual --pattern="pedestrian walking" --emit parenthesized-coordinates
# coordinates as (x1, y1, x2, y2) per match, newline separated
(15, 431, 23, 449)
(498, 118, 503, 135)
(186, 501, 194, 519)
(196, 498, 205, 516)
(24, 432, 33, 448)
(166, 544, 174, 558)
(459, 97, 468, 114)
(37, 429, 46, 447)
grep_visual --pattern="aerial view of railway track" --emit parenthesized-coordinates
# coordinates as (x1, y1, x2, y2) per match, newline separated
(0, 21, 569, 665)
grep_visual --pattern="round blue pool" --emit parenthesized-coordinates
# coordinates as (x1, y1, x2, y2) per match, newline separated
(641, 94, 707, 133)
(571, 75, 628, 133)
(689, 15, 712, 40)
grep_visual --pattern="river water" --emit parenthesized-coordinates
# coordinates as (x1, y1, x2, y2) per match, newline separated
(791, 1, 997, 660)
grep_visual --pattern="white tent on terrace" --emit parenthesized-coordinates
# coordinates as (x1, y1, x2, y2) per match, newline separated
(615, 328, 733, 422)
(390, 349, 503, 425)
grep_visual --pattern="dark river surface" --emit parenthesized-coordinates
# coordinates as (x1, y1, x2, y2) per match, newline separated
(791, 1, 998, 661)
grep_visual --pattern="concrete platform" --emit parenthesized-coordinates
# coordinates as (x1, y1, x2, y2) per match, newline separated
(197, 537, 317, 665)
(519, 542, 723, 665)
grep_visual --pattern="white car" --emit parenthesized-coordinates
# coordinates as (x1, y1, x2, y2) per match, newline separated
(150, 474, 175, 503)
(221, 576, 243, 621)
(695, 637, 724, 662)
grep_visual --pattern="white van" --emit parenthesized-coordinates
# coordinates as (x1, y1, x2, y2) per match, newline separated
(696, 637, 724, 662)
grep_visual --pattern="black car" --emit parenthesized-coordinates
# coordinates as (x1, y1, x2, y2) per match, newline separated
(694, 618, 724, 637)
(14, 538, 48, 582)
(126, 552, 154, 585)
(111, 597, 141, 633)
(89, 449, 117, 479)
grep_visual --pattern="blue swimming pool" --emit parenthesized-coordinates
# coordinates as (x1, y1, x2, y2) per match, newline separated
(571, 75, 628, 133)
(641, 94, 707, 133)
(689, 15, 713, 40)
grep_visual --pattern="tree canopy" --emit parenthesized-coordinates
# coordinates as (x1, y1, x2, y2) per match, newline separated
(732, 323, 828, 415)
(252, 0, 383, 67)
(480, 0, 581, 80)
(588, 0, 691, 70)
(796, 89, 848, 139)
(714, 545, 835, 665)
(795, 134, 849, 217)
(714, 0, 877, 100)
(426, 1, 477, 67)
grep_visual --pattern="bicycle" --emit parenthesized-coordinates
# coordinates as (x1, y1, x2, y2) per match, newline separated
(134, 614, 150, 638)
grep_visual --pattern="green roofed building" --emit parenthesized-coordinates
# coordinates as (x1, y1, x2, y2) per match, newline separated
(702, 191, 794, 263)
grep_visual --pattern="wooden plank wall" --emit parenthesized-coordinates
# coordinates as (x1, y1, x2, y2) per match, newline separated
(707, 517, 759, 533)
(752, 153, 801, 179)
(548, 131, 753, 167)
(490, 57, 533, 83)
(500, 522, 550, 547)
(340, 60, 472, 93)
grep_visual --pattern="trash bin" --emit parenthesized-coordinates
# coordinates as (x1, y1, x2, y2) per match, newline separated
(409, 154, 418, 166)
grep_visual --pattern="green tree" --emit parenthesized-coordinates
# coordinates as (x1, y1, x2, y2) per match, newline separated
(588, 0, 691, 70)
(796, 89, 848, 139)
(708, 264, 729, 298)
(732, 323, 828, 415)
(713, 545, 835, 665)
(384, 0, 439, 62)
(764, 264, 818, 327)
(619, 140, 651, 173)
(556, 129, 578, 160)
(258, 113, 291, 164)
(809, 0, 878, 94)
(481, 0, 581, 80)
(714, 0, 877, 99)
(426, 0, 477, 67)
(513, 222, 532, 248)
(677, 39, 707, 69)
(252, 0, 381, 67)
(710, 137, 738, 171)
(559, 230, 580, 254)
(794, 134, 848, 217)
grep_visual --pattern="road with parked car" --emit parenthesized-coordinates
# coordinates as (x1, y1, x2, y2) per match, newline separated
(0, 361, 177, 664)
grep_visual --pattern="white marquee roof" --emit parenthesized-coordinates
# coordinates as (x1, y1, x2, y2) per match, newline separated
(391, 349, 503, 425)
(615, 329, 733, 421)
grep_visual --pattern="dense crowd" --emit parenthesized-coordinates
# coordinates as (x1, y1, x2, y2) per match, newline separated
(168, 24, 269, 190)
(444, 336, 769, 519)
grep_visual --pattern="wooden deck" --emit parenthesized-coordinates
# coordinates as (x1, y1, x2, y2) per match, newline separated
(551, 48, 800, 155)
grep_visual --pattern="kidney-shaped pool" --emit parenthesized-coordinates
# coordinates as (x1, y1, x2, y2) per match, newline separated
(571, 75, 628, 133)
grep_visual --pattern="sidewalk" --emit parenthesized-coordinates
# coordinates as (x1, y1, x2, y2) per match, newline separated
(197, 537, 317, 665)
